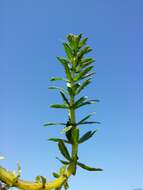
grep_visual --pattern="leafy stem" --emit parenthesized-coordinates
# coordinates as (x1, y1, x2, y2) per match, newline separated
(0, 33, 102, 190)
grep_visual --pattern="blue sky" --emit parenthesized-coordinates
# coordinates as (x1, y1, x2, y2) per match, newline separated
(0, 0, 143, 190)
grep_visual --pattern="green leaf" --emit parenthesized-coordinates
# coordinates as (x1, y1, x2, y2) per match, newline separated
(73, 83, 80, 91)
(63, 43, 73, 61)
(78, 130, 97, 144)
(76, 58, 94, 72)
(35, 176, 46, 184)
(60, 91, 69, 105)
(44, 122, 66, 127)
(50, 77, 67, 82)
(74, 96, 88, 109)
(78, 46, 92, 60)
(72, 128, 79, 144)
(77, 162, 103, 171)
(77, 112, 96, 125)
(79, 121, 101, 125)
(76, 99, 99, 109)
(78, 37, 88, 48)
(80, 57, 95, 65)
(17, 162, 21, 178)
(35, 176, 41, 183)
(80, 71, 95, 79)
(52, 172, 60, 178)
(67, 33, 82, 49)
(75, 66, 93, 81)
(56, 157, 69, 165)
(50, 104, 68, 109)
(58, 140, 71, 161)
(57, 57, 72, 81)
(48, 138, 70, 144)
(48, 86, 68, 94)
(76, 79, 91, 94)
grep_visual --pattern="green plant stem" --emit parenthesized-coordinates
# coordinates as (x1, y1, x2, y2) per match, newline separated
(69, 67, 78, 172)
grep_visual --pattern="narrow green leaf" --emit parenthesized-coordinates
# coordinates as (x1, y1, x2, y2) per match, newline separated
(78, 46, 92, 59)
(73, 83, 80, 91)
(56, 157, 70, 165)
(48, 138, 70, 144)
(80, 58, 95, 65)
(58, 140, 71, 161)
(44, 122, 66, 127)
(76, 79, 91, 94)
(57, 57, 72, 81)
(17, 162, 21, 178)
(60, 91, 69, 105)
(80, 71, 96, 79)
(74, 96, 88, 109)
(50, 104, 68, 109)
(50, 77, 67, 82)
(52, 172, 60, 178)
(77, 162, 103, 171)
(76, 99, 99, 109)
(75, 66, 93, 81)
(77, 112, 96, 125)
(48, 86, 68, 94)
(78, 130, 97, 144)
(78, 37, 88, 48)
(76, 58, 94, 71)
(63, 43, 73, 60)
(80, 121, 101, 125)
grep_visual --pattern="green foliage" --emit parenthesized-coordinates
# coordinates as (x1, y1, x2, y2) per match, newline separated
(78, 130, 97, 144)
(0, 33, 102, 190)
(35, 175, 46, 186)
(44, 122, 66, 126)
(58, 141, 71, 161)
(77, 162, 103, 171)
(45, 33, 102, 189)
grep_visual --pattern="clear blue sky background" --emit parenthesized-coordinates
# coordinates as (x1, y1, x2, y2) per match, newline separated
(0, 1, 143, 190)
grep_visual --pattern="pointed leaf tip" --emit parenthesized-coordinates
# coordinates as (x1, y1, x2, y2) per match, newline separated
(77, 162, 103, 171)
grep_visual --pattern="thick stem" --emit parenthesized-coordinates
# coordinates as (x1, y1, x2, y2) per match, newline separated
(0, 166, 70, 190)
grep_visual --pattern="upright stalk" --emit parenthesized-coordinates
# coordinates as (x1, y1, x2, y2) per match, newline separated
(0, 33, 102, 190)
